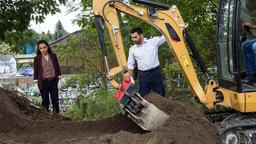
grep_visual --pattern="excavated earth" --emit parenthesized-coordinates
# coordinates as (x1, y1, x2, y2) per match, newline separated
(0, 88, 217, 144)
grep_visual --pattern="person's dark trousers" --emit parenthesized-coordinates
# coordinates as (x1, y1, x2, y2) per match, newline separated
(138, 66, 165, 97)
(243, 40, 256, 74)
(42, 79, 59, 113)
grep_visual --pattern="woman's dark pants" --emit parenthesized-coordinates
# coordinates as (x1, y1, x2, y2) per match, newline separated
(41, 79, 59, 113)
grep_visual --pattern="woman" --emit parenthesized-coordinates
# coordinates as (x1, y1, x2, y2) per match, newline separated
(34, 40, 61, 113)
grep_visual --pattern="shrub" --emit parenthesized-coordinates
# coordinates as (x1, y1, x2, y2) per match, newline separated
(67, 88, 121, 121)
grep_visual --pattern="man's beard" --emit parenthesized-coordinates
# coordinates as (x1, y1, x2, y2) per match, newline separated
(134, 41, 141, 44)
(134, 38, 142, 44)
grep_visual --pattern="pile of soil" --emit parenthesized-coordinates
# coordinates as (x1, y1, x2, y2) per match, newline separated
(144, 93, 217, 144)
(0, 88, 217, 144)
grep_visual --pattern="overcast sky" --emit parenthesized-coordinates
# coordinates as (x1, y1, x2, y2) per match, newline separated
(30, 5, 81, 34)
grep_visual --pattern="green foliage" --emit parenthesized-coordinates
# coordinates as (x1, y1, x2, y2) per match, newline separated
(2, 29, 54, 54)
(162, 63, 188, 95)
(0, 0, 67, 41)
(163, 64, 204, 108)
(55, 36, 78, 67)
(0, 0, 33, 40)
(30, 0, 67, 23)
(54, 29, 108, 86)
(64, 74, 90, 88)
(4, 29, 39, 54)
(163, 63, 180, 76)
(67, 88, 121, 121)
(246, 0, 256, 14)
(53, 20, 68, 40)
(0, 42, 13, 54)
(17, 62, 33, 70)
(41, 31, 54, 42)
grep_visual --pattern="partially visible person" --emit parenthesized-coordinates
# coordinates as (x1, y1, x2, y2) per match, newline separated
(34, 40, 61, 113)
(243, 22, 256, 29)
(242, 22, 256, 81)
(242, 39, 256, 77)
(127, 27, 166, 97)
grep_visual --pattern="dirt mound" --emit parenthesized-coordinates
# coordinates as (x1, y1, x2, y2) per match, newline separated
(0, 88, 30, 133)
(0, 88, 144, 143)
(95, 93, 217, 144)
(0, 88, 66, 133)
(0, 89, 217, 144)
(144, 93, 217, 144)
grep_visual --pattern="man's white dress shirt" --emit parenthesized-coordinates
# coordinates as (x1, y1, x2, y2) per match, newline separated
(127, 35, 166, 71)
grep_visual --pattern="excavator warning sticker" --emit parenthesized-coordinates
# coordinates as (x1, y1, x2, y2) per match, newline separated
(181, 55, 190, 68)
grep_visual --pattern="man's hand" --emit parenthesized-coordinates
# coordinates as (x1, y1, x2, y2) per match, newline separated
(243, 22, 256, 29)
(124, 72, 131, 78)
(128, 69, 133, 77)
(123, 72, 135, 84)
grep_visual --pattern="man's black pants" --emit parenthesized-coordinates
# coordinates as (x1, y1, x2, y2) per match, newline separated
(138, 66, 165, 97)
(42, 79, 59, 113)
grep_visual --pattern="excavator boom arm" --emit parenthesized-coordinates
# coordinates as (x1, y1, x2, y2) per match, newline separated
(92, 0, 217, 108)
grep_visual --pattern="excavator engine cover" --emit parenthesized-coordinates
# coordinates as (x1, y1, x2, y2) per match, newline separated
(116, 76, 170, 131)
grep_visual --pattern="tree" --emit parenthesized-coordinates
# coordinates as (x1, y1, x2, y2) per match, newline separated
(53, 20, 68, 40)
(55, 31, 102, 74)
(4, 29, 39, 54)
(55, 37, 77, 67)
(0, 42, 13, 54)
(40, 31, 54, 42)
(0, 0, 67, 41)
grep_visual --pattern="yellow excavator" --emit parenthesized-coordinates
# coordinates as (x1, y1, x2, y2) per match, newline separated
(92, 0, 256, 143)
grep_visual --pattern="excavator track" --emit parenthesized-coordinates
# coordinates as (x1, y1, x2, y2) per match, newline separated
(218, 113, 256, 144)
(205, 106, 235, 123)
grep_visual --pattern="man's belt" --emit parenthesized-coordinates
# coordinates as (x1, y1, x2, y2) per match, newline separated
(139, 66, 159, 73)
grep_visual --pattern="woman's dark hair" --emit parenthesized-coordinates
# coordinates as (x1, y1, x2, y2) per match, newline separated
(130, 27, 143, 35)
(36, 40, 53, 55)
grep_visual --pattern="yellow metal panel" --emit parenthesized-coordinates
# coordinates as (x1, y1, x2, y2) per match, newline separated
(245, 92, 256, 112)
(218, 88, 241, 111)
(230, 93, 245, 112)
(218, 88, 249, 112)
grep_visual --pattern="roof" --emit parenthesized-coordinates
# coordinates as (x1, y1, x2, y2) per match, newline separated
(49, 30, 82, 46)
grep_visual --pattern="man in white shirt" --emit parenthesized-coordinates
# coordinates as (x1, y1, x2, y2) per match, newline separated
(127, 27, 166, 97)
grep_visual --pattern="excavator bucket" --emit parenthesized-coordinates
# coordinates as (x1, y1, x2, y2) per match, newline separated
(125, 94, 170, 131)
(116, 76, 170, 131)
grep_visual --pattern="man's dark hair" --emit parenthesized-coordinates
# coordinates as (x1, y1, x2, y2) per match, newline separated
(131, 27, 143, 35)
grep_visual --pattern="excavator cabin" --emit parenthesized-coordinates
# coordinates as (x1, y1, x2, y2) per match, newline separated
(218, 0, 256, 93)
